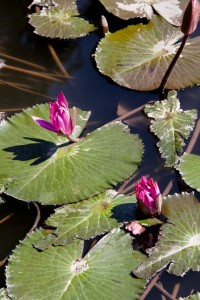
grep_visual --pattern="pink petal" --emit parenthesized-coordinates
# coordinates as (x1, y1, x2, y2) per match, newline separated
(57, 92, 69, 109)
(32, 116, 57, 132)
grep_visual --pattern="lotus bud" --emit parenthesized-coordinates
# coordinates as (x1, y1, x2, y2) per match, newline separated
(32, 92, 80, 142)
(181, 0, 200, 35)
(136, 176, 162, 216)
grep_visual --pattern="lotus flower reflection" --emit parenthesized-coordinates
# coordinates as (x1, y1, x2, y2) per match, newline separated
(32, 92, 79, 142)
(136, 176, 162, 216)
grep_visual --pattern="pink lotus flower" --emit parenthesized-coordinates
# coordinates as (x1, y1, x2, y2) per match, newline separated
(125, 221, 146, 235)
(136, 176, 162, 216)
(181, 0, 200, 35)
(32, 92, 77, 141)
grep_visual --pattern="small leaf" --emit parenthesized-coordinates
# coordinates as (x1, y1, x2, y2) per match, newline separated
(178, 153, 200, 192)
(134, 193, 200, 279)
(34, 190, 137, 249)
(0, 103, 143, 205)
(180, 293, 200, 300)
(98, 0, 187, 25)
(137, 218, 163, 227)
(95, 15, 200, 91)
(29, 0, 96, 39)
(144, 91, 197, 167)
(6, 229, 146, 300)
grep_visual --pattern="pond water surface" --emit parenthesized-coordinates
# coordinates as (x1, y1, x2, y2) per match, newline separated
(1, 0, 200, 299)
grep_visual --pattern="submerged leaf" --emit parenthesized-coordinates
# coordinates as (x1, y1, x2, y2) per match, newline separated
(98, 0, 187, 25)
(0, 103, 143, 205)
(179, 153, 200, 192)
(134, 193, 200, 279)
(144, 91, 197, 166)
(95, 15, 200, 91)
(29, 0, 96, 39)
(34, 190, 137, 249)
(6, 229, 146, 300)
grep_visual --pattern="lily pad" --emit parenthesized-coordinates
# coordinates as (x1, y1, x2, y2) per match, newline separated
(134, 193, 200, 279)
(0, 103, 143, 205)
(98, 0, 187, 25)
(34, 190, 137, 249)
(29, 0, 96, 39)
(178, 153, 200, 192)
(95, 15, 200, 91)
(144, 91, 197, 167)
(0, 289, 10, 300)
(6, 228, 146, 300)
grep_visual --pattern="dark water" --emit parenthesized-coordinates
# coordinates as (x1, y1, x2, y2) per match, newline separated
(0, 0, 200, 298)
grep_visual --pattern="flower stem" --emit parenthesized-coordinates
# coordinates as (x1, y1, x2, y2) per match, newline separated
(159, 34, 189, 99)
(67, 134, 82, 143)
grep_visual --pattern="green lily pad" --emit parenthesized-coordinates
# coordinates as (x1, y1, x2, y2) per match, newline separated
(144, 91, 197, 167)
(95, 15, 200, 91)
(34, 190, 137, 249)
(29, 0, 96, 39)
(0, 103, 143, 205)
(0, 289, 10, 300)
(178, 153, 200, 192)
(134, 193, 200, 279)
(137, 218, 163, 227)
(98, 0, 187, 25)
(6, 228, 146, 300)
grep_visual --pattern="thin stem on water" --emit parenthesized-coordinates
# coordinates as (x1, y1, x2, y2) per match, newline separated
(159, 34, 189, 98)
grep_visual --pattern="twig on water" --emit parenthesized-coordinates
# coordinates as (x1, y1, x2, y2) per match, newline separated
(47, 44, 69, 77)
(0, 212, 15, 225)
(186, 119, 200, 153)
(0, 79, 56, 100)
(4, 64, 63, 82)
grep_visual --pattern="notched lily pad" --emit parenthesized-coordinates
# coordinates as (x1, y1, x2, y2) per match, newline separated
(29, 0, 96, 39)
(134, 193, 200, 280)
(6, 228, 146, 300)
(95, 15, 200, 91)
(144, 90, 197, 167)
(0, 103, 143, 205)
(34, 190, 137, 249)
(98, 0, 187, 25)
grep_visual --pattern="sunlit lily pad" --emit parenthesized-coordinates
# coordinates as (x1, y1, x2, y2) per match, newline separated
(95, 15, 200, 91)
(34, 190, 137, 249)
(134, 193, 200, 279)
(144, 91, 197, 166)
(6, 228, 146, 300)
(98, 0, 187, 25)
(29, 0, 96, 39)
(0, 103, 143, 205)
(0, 289, 10, 300)
(178, 153, 200, 192)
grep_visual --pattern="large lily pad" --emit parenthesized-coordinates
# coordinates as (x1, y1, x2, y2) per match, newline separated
(29, 0, 96, 39)
(0, 289, 10, 300)
(144, 91, 197, 167)
(134, 193, 200, 279)
(178, 153, 200, 192)
(6, 228, 146, 300)
(98, 0, 187, 25)
(34, 190, 137, 249)
(95, 15, 200, 91)
(0, 103, 143, 205)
